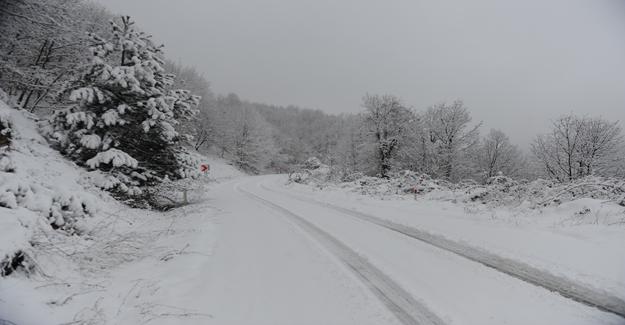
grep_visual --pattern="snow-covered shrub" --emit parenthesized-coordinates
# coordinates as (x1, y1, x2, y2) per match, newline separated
(459, 175, 525, 205)
(0, 154, 15, 173)
(48, 193, 97, 234)
(144, 177, 199, 210)
(451, 176, 625, 208)
(50, 16, 200, 205)
(144, 151, 205, 209)
(288, 157, 331, 184)
(393, 171, 452, 195)
(0, 251, 31, 277)
(303, 157, 322, 170)
(340, 171, 364, 183)
(536, 176, 625, 206)
(522, 178, 556, 200)
(301, 164, 625, 214)
(0, 175, 97, 234)
(289, 171, 311, 184)
(0, 96, 12, 147)
(333, 171, 454, 197)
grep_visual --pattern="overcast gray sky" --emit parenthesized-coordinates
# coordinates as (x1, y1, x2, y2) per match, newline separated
(94, 0, 625, 146)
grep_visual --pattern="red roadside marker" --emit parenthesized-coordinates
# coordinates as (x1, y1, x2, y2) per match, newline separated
(200, 164, 210, 172)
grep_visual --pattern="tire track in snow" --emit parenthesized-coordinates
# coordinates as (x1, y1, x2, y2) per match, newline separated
(236, 185, 447, 325)
(259, 182, 625, 319)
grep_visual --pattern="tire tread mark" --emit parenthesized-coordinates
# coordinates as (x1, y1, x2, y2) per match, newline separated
(260, 183, 625, 319)
(238, 186, 446, 325)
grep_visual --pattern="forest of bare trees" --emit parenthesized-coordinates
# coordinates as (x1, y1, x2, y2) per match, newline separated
(1, 0, 623, 186)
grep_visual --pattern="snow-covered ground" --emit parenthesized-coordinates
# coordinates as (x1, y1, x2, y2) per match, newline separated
(2, 97, 624, 324)
(0, 100, 226, 324)
(231, 175, 622, 324)
(276, 175, 625, 297)
(272, 175, 625, 301)
(1, 204, 218, 324)
(198, 178, 403, 325)
(203, 156, 245, 182)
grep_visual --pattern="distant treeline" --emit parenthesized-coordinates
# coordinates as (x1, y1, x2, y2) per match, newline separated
(1, 0, 623, 184)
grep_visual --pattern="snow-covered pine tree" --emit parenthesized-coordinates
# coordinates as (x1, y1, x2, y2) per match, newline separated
(51, 16, 200, 200)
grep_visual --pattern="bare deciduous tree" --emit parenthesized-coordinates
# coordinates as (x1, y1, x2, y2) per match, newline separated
(577, 118, 622, 176)
(165, 61, 215, 151)
(0, 0, 112, 112)
(532, 115, 622, 181)
(362, 94, 412, 178)
(424, 100, 481, 181)
(476, 129, 523, 181)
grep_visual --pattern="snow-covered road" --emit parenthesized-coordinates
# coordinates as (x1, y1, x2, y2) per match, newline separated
(258, 181, 625, 318)
(201, 175, 624, 325)
(197, 177, 402, 325)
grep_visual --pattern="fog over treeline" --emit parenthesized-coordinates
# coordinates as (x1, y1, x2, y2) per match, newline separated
(1, 0, 624, 185)
(92, 0, 625, 148)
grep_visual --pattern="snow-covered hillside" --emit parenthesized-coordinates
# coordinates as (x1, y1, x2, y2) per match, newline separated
(0, 99, 226, 324)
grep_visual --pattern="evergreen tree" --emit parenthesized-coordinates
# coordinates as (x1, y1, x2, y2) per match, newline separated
(51, 16, 199, 197)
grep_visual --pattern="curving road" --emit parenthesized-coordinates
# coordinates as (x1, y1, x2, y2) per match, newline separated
(199, 175, 625, 325)
(258, 181, 625, 318)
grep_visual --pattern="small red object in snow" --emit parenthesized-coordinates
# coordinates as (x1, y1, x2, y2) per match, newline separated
(200, 164, 210, 172)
